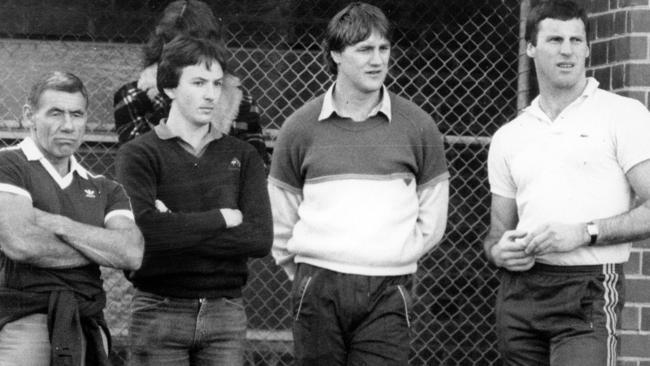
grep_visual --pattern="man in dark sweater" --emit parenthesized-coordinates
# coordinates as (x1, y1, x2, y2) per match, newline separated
(116, 35, 272, 366)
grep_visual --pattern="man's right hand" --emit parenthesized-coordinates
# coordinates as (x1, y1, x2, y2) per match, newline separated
(490, 230, 535, 271)
(220, 209, 243, 228)
(137, 64, 159, 101)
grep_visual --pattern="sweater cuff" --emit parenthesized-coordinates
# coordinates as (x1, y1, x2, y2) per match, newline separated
(193, 208, 227, 232)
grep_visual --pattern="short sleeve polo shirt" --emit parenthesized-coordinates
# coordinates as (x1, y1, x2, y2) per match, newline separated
(488, 78, 650, 265)
(0, 138, 134, 227)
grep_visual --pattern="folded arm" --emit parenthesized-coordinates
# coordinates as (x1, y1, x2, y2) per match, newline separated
(0, 192, 90, 268)
(116, 144, 232, 254)
(200, 151, 273, 259)
(35, 208, 144, 270)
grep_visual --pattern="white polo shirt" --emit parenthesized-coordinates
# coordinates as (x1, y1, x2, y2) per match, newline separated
(488, 78, 650, 265)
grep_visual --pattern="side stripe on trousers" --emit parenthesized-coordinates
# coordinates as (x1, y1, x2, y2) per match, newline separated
(602, 263, 619, 366)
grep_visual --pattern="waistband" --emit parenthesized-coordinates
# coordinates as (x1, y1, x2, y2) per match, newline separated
(526, 262, 623, 275)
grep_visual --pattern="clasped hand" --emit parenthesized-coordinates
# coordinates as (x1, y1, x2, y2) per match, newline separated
(491, 223, 587, 271)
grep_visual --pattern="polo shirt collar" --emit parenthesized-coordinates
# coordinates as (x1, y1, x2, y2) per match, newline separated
(526, 77, 599, 122)
(154, 119, 221, 142)
(19, 137, 89, 180)
(318, 84, 392, 122)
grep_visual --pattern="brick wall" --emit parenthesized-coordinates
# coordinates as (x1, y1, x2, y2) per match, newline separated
(587, 1, 650, 364)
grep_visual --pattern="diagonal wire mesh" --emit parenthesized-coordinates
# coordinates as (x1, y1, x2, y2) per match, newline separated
(0, 1, 521, 365)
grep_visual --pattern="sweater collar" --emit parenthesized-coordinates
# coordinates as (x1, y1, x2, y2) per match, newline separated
(318, 83, 391, 122)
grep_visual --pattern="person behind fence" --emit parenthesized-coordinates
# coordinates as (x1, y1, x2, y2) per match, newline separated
(113, 0, 270, 167)
(0, 71, 144, 366)
(484, 1, 650, 365)
(116, 35, 272, 366)
(269, 2, 449, 365)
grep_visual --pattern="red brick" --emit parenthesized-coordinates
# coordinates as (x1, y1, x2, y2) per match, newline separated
(644, 252, 650, 275)
(630, 9, 650, 32)
(619, 0, 650, 6)
(597, 13, 615, 39)
(622, 305, 640, 330)
(635, 238, 650, 249)
(642, 307, 650, 331)
(610, 36, 648, 62)
(625, 251, 641, 275)
(590, 0, 611, 12)
(594, 67, 612, 88)
(615, 90, 647, 105)
(612, 64, 625, 89)
(621, 333, 650, 357)
(626, 63, 650, 86)
(626, 279, 650, 302)
(591, 40, 609, 66)
(614, 11, 628, 35)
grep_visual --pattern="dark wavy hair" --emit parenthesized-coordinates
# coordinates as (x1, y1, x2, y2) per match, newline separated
(323, 2, 392, 75)
(157, 35, 229, 94)
(525, 0, 589, 45)
(143, 0, 224, 67)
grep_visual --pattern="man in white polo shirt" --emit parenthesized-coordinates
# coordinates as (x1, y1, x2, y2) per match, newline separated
(485, 1, 650, 365)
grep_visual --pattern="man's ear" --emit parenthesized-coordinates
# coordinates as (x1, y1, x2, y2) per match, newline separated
(22, 104, 34, 128)
(526, 42, 535, 58)
(163, 87, 175, 100)
(330, 50, 341, 65)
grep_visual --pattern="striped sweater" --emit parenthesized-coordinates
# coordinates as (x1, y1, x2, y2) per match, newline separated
(269, 88, 449, 278)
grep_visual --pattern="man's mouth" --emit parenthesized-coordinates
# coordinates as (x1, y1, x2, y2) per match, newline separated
(557, 62, 574, 69)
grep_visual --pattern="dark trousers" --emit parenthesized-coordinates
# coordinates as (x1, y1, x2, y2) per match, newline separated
(496, 263, 624, 366)
(291, 263, 413, 366)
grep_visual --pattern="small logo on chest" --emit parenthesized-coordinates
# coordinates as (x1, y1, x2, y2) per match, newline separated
(229, 157, 241, 170)
(84, 189, 96, 198)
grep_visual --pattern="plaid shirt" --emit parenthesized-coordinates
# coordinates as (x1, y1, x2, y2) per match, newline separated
(113, 80, 269, 165)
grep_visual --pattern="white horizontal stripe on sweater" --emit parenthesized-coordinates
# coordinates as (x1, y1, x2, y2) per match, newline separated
(270, 176, 448, 277)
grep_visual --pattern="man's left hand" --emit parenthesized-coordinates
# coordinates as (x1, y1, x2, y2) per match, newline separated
(523, 222, 589, 256)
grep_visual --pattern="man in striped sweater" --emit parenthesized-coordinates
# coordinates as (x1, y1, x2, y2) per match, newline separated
(269, 3, 449, 365)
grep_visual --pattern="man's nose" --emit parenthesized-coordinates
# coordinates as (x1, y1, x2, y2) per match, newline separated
(560, 40, 572, 55)
(61, 113, 74, 131)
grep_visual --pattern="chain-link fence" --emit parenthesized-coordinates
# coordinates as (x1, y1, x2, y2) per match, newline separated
(0, 0, 523, 364)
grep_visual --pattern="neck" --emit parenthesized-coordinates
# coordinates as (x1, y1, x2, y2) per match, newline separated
(332, 81, 382, 122)
(537, 77, 588, 121)
(166, 107, 211, 148)
(31, 135, 70, 177)
(50, 158, 70, 177)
